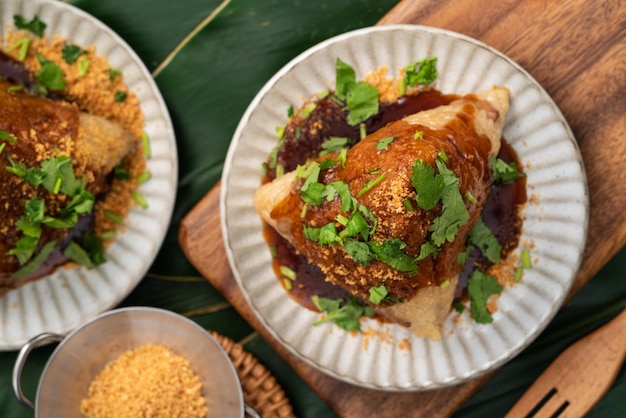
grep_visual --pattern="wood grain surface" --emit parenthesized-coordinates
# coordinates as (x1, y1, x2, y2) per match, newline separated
(179, 1, 626, 416)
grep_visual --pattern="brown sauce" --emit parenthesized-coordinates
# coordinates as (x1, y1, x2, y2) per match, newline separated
(262, 90, 526, 309)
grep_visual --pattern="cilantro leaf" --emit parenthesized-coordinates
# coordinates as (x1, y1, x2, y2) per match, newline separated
(106, 68, 122, 81)
(428, 159, 470, 246)
(35, 53, 66, 94)
(7, 235, 39, 265)
(0, 130, 17, 144)
(300, 182, 326, 205)
(303, 223, 340, 246)
(345, 81, 379, 126)
(13, 15, 46, 37)
(323, 181, 355, 212)
(405, 57, 438, 86)
(40, 156, 79, 195)
(376, 136, 395, 151)
(490, 155, 525, 184)
(297, 162, 325, 205)
(63, 241, 95, 268)
(369, 284, 388, 305)
(416, 241, 439, 261)
(343, 238, 374, 266)
(312, 294, 374, 331)
(334, 59, 379, 126)
(368, 238, 417, 274)
(411, 160, 445, 210)
(12, 240, 57, 278)
(63, 234, 105, 268)
(467, 271, 502, 323)
(468, 218, 502, 263)
(61, 44, 86, 65)
(340, 211, 371, 240)
(319, 136, 350, 155)
(335, 58, 356, 101)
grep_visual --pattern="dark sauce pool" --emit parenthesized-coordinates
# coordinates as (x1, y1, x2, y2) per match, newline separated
(262, 90, 526, 311)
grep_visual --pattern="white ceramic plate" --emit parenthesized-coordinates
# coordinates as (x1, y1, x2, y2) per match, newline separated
(221, 25, 588, 390)
(0, 0, 177, 350)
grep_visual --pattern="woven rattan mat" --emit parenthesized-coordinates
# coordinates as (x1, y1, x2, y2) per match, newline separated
(210, 332, 295, 418)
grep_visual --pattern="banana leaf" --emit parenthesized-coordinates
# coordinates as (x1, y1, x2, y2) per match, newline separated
(0, 1, 624, 417)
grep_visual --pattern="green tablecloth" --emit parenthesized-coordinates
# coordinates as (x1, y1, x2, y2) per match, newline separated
(1, 1, 625, 417)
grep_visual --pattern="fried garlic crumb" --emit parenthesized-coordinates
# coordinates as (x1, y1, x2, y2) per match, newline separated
(80, 344, 208, 418)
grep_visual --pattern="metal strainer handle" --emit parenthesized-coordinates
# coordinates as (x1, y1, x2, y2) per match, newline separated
(245, 403, 261, 418)
(12, 332, 64, 410)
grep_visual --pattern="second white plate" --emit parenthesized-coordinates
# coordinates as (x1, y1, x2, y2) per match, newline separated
(0, 0, 177, 350)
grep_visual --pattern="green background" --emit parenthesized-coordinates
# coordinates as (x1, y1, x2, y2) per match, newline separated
(1, 1, 625, 416)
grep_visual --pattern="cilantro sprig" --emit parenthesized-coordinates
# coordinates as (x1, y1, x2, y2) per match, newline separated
(34, 53, 67, 94)
(335, 59, 379, 126)
(411, 154, 470, 251)
(404, 57, 438, 87)
(61, 44, 87, 65)
(13, 15, 46, 37)
(468, 219, 502, 263)
(467, 270, 502, 323)
(312, 294, 374, 331)
(490, 155, 525, 184)
(5, 154, 102, 272)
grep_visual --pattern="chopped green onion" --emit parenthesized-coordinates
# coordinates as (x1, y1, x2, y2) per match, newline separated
(101, 230, 116, 240)
(298, 103, 316, 119)
(358, 173, 386, 197)
(414, 130, 424, 139)
(0, 143, 5, 155)
(275, 125, 285, 139)
(403, 198, 414, 212)
(275, 164, 284, 178)
(77, 55, 90, 77)
(514, 266, 524, 282)
(359, 123, 367, 139)
(141, 131, 151, 158)
(521, 248, 532, 269)
(6, 37, 31, 61)
(316, 89, 330, 99)
(466, 191, 477, 204)
(283, 278, 293, 290)
(104, 210, 123, 224)
(136, 171, 151, 184)
(8, 85, 24, 93)
(53, 177, 62, 194)
(280, 266, 296, 281)
(132, 192, 148, 209)
(269, 245, 277, 258)
(397, 77, 407, 96)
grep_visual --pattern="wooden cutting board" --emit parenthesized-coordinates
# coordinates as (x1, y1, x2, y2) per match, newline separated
(179, 1, 626, 416)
